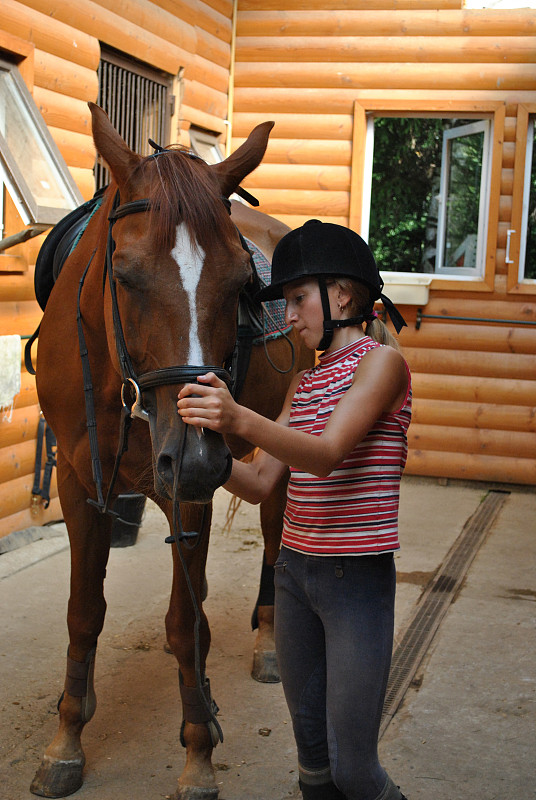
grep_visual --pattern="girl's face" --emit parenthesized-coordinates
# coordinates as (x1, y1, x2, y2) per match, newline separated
(283, 279, 340, 350)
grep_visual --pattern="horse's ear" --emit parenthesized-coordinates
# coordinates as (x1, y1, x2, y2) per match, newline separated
(88, 102, 142, 191)
(210, 121, 274, 198)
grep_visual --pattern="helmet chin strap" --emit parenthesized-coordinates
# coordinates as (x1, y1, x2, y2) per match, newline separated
(317, 278, 368, 351)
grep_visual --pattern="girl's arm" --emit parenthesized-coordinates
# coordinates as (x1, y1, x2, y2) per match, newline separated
(223, 451, 287, 505)
(178, 346, 409, 478)
(217, 371, 303, 504)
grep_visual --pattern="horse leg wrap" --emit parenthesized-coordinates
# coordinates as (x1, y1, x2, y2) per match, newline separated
(179, 671, 221, 748)
(63, 646, 97, 723)
(251, 553, 275, 630)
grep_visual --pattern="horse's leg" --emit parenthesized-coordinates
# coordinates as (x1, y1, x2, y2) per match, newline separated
(251, 471, 288, 683)
(31, 457, 111, 798)
(164, 503, 219, 800)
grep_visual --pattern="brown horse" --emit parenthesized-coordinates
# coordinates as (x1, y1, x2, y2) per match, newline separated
(31, 103, 312, 799)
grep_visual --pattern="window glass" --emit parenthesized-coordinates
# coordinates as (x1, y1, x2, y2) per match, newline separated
(520, 117, 536, 280)
(366, 117, 491, 276)
(0, 61, 83, 228)
(188, 127, 224, 164)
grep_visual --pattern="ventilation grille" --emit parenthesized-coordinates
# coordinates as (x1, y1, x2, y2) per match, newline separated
(96, 50, 172, 191)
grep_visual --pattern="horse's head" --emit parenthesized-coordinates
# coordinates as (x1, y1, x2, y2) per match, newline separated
(88, 103, 273, 503)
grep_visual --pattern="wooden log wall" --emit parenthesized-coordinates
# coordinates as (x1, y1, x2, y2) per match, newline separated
(1, 1, 536, 540)
(0, 0, 234, 538)
(233, 2, 536, 487)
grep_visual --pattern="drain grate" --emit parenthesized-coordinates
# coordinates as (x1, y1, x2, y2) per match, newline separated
(380, 489, 509, 737)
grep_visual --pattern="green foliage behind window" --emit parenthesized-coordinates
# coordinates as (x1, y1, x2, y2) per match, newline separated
(368, 117, 481, 274)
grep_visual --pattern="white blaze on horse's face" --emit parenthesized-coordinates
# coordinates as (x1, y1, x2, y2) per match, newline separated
(171, 222, 205, 364)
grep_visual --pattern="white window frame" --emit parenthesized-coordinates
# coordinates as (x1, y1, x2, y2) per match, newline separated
(436, 120, 491, 276)
(0, 57, 83, 229)
(188, 127, 224, 164)
(517, 116, 535, 283)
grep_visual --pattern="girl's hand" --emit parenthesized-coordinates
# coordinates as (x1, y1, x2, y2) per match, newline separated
(177, 372, 240, 434)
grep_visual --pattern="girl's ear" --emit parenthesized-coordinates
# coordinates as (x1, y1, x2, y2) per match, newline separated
(335, 283, 353, 310)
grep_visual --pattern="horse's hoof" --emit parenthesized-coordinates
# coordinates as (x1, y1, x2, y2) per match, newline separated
(174, 785, 219, 800)
(251, 648, 280, 683)
(30, 755, 84, 797)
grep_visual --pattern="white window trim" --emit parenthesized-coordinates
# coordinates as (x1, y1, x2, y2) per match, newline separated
(360, 115, 375, 242)
(436, 120, 491, 276)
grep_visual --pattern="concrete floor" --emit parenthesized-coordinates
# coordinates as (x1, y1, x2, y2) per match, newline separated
(0, 476, 534, 800)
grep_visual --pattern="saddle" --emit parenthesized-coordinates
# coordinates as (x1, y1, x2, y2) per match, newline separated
(34, 187, 106, 311)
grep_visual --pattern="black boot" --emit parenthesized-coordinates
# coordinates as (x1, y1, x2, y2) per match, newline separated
(376, 776, 409, 800)
(299, 778, 347, 799)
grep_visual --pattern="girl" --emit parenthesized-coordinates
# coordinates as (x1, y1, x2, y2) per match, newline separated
(178, 220, 411, 800)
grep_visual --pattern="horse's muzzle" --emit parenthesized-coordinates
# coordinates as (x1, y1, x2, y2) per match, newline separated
(154, 423, 232, 504)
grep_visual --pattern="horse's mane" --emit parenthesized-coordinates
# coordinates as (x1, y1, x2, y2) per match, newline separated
(134, 148, 235, 255)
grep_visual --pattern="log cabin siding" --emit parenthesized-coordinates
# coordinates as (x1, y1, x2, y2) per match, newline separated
(0, 0, 233, 537)
(1, 1, 535, 539)
(232, 3, 536, 487)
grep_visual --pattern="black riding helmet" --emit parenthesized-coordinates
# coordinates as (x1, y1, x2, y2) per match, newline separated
(257, 220, 406, 349)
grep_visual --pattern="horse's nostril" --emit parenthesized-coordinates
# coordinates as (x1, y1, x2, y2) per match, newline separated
(157, 453, 174, 484)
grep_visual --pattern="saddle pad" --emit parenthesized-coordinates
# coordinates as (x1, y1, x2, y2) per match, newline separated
(244, 238, 291, 343)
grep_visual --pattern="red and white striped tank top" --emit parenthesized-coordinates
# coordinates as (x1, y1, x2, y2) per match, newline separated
(282, 337, 412, 556)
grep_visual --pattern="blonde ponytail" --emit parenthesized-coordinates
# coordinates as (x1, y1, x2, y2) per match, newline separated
(365, 315, 400, 351)
(333, 278, 401, 351)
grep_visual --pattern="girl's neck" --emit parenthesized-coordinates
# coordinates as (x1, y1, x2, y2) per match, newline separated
(323, 325, 366, 354)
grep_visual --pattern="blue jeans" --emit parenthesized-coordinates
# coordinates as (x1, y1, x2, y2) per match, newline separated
(274, 546, 396, 800)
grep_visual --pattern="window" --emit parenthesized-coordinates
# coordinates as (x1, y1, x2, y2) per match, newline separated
(96, 47, 174, 190)
(188, 127, 224, 164)
(508, 103, 536, 293)
(362, 116, 491, 277)
(518, 115, 535, 281)
(0, 57, 83, 232)
(351, 100, 505, 293)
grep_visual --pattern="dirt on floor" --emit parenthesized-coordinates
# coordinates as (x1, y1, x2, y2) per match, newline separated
(2, 479, 534, 800)
(1, 492, 301, 800)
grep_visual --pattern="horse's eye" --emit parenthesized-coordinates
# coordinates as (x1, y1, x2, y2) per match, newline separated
(113, 264, 137, 290)
(114, 273, 132, 290)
